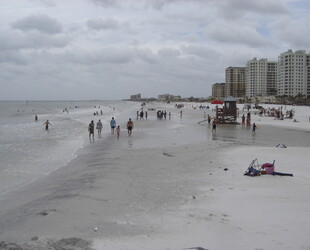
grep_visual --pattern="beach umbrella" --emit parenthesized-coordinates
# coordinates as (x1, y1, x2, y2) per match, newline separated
(211, 99, 223, 104)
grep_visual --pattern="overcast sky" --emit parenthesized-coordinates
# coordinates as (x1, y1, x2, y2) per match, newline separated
(0, 0, 309, 100)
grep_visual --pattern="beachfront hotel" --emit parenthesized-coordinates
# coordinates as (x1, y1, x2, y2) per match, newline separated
(217, 50, 310, 101)
(245, 58, 278, 98)
(225, 67, 246, 98)
(277, 49, 310, 98)
(212, 82, 225, 99)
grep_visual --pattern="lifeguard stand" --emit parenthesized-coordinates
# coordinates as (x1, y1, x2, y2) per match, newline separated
(216, 96, 238, 124)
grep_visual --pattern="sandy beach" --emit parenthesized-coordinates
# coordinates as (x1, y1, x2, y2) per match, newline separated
(0, 103, 309, 250)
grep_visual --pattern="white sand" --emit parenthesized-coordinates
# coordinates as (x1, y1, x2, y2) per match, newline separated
(0, 103, 309, 250)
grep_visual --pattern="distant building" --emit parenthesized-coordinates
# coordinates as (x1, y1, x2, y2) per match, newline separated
(212, 83, 225, 99)
(225, 67, 245, 98)
(130, 93, 141, 101)
(245, 58, 278, 98)
(267, 61, 278, 96)
(278, 49, 310, 97)
(158, 94, 181, 102)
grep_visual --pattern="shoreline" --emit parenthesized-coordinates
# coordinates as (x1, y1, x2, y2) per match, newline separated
(0, 104, 309, 249)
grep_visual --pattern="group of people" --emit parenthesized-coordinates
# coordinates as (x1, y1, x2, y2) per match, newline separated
(156, 110, 171, 119)
(88, 117, 134, 141)
(137, 110, 147, 120)
(241, 112, 252, 127)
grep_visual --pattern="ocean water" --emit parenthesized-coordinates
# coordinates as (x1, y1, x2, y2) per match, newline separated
(0, 100, 136, 196)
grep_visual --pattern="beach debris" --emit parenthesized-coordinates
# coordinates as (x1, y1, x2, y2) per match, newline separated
(244, 159, 293, 177)
(192, 196, 196, 199)
(276, 144, 287, 148)
(37, 209, 56, 216)
(224, 168, 229, 171)
(94, 227, 98, 232)
(163, 152, 174, 157)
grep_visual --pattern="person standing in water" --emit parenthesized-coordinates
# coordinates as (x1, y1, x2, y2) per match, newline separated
(88, 120, 95, 141)
(127, 118, 134, 136)
(242, 114, 245, 127)
(116, 125, 120, 139)
(212, 119, 217, 132)
(96, 119, 103, 136)
(110, 117, 116, 134)
(252, 123, 258, 134)
(207, 114, 211, 124)
(43, 120, 52, 130)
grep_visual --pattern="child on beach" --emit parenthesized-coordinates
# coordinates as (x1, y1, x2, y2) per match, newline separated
(116, 125, 120, 139)
(252, 123, 258, 134)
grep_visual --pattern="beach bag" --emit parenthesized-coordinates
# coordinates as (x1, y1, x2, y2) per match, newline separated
(261, 163, 274, 174)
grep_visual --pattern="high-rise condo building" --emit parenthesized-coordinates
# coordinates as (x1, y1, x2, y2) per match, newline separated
(278, 49, 309, 97)
(267, 61, 278, 96)
(212, 83, 225, 99)
(245, 58, 278, 98)
(225, 67, 245, 98)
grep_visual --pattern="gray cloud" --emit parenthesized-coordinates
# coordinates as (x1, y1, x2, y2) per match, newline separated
(87, 18, 119, 30)
(270, 16, 310, 48)
(218, 0, 290, 20)
(181, 45, 222, 60)
(0, 29, 69, 51)
(158, 48, 181, 57)
(11, 14, 62, 34)
(205, 20, 270, 48)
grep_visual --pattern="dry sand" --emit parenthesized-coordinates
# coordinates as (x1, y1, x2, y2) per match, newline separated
(0, 103, 309, 250)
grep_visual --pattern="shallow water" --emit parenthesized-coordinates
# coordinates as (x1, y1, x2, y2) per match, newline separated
(0, 100, 136, 196)
(211, 123, 310, 147)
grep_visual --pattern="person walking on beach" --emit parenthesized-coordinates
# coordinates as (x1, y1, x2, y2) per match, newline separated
(127, 118, 134, 136)
(116, 125, 120, 139)
(96, 119, 103, 136)
(212, 119, 217, 132)
(110, 117, 116, 134)
(35, 115, 38, 121)
(88, 120, 95, 141)
(252, 123, 258, 134)
(43, 120, 52, 130)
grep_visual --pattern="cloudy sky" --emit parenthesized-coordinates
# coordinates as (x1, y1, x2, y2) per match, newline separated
(0, 0, 309, 100)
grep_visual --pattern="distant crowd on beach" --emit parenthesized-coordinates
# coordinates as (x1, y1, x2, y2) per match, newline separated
(36, 102, 301, 145)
